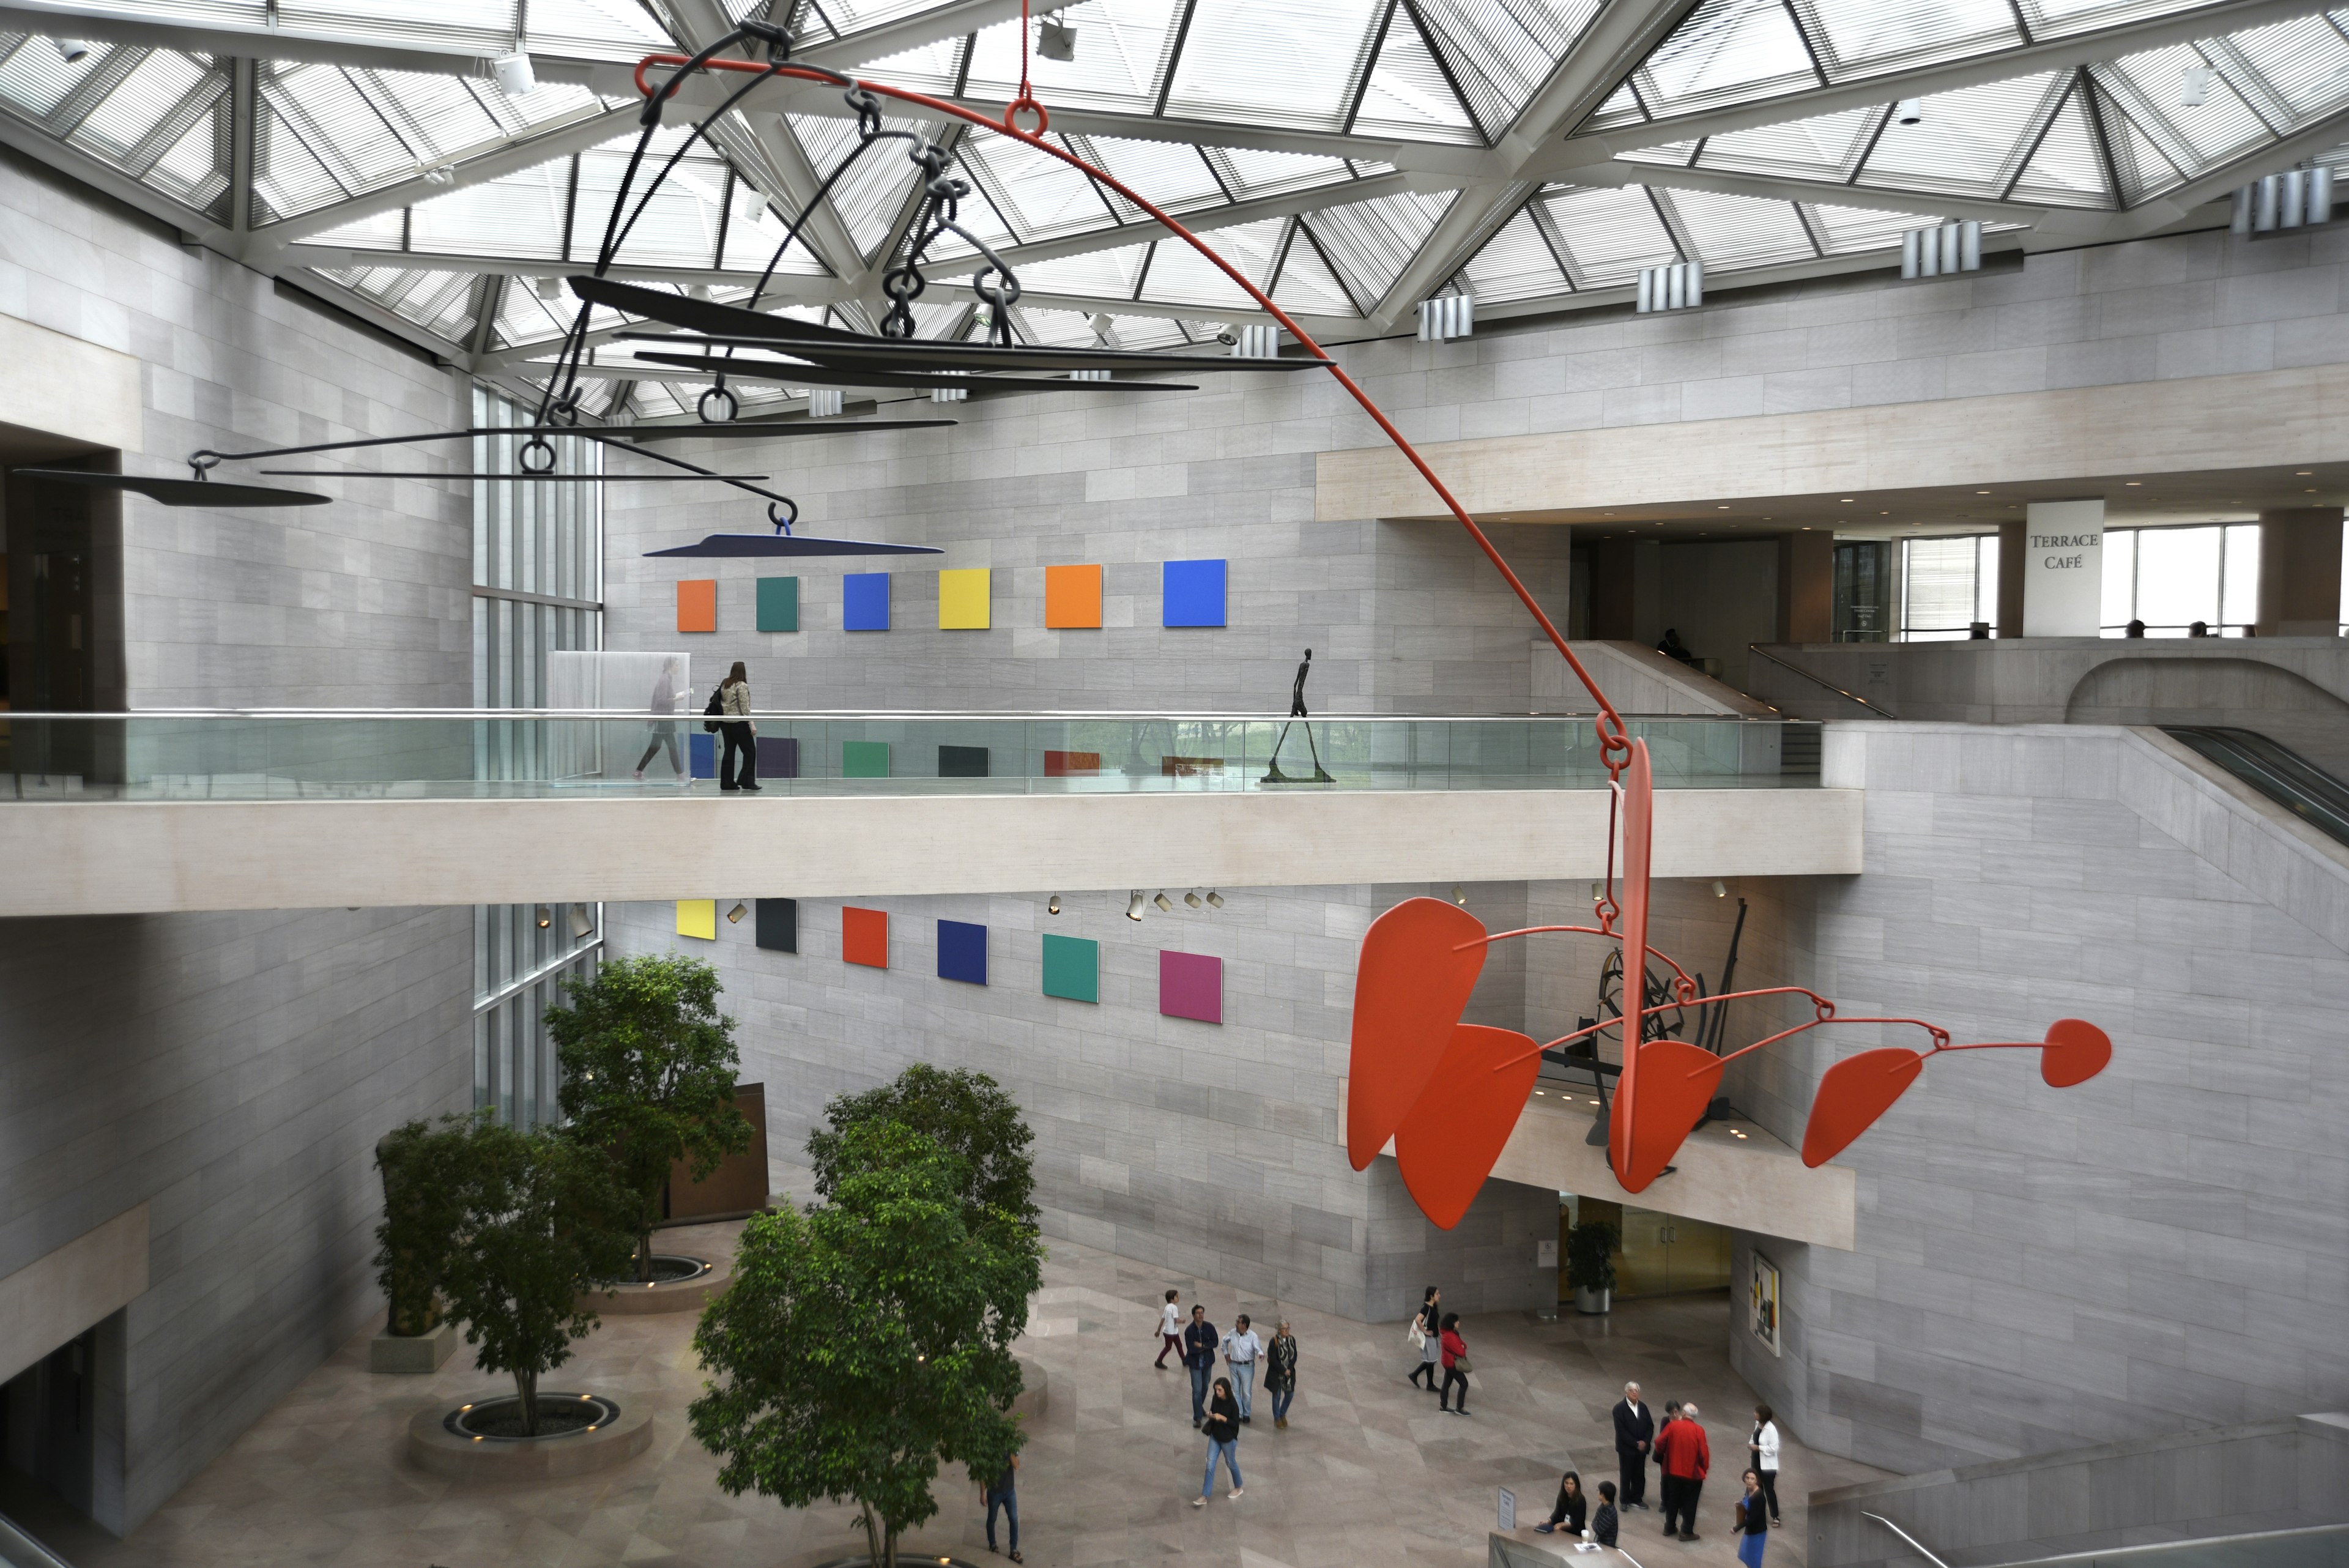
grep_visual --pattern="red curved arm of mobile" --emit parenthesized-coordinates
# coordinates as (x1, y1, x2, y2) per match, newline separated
(1346, 897, 1486, 1169)
(1393, 1024, 1543, 1229)
(1802, 1020, 2113, 1166)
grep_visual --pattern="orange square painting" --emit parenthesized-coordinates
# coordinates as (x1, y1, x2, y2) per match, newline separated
(842, 906, 888, 968)
(1044, 563, 1102, 629)
(677, 579, 717, 633)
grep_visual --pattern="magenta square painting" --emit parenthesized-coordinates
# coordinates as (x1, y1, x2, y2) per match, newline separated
(1159, 951, 1223, 1024)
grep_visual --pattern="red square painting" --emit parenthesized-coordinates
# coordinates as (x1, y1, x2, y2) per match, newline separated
(842, 906, 888, 968)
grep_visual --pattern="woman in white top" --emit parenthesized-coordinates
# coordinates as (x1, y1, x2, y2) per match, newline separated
(1155, 1290, 1183, 1369)
(718, 661, 759, 792)
(1750, 1405, 1782, 1526)
(1408, 1285, 1442, 1391)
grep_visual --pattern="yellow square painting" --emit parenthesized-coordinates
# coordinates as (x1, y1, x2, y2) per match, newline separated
(676, 899, 717, 940)
(938, 568, 991, 630)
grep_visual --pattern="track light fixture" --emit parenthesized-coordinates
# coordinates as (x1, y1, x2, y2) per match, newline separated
(1126, 891, 1145, 921)
(1038, 12, 1077, 61)
(1048, 894, 1061, 915)
(1711, 880, 1728, 898)
(1184, 890, 1203, 909)
(50, 36, 93, 63)
(1450, 885, 1468, 905)
(535, 905, 552, 929)
(1206, 890, 1223, 909)
(491, 50, 536, 97)
(727, 902, 748, 924)
(569, 904, 595, 939)
(535, 276, 563, 300)
(1894, 98, 1924, 125)
(1153, 892, 1175, 913)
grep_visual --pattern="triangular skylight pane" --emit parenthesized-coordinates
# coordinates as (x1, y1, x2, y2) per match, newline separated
(149, 107, 231, 210)
(1457, 204, 1569, 302)
(319, 265, 477, 341)
(406, 161, 573, 259)
(1138, 218, 1283, 308)
(1163, 0, 1386, 132)
(2102, 97, 2186, 202)
(251, 97, 347, 219)
(1698, 105, 1877, 180)
(2006, 86, 2110, 207)
(1617, 138, 1699, 166)
(1657, 187, 1816, 269)
(1582, 80, 1647, 131)
(1206, 144, 1359, 200)
(573, 127, 730, 270)
(1534, 183, 1674, 287)
(1302, 188, 1454, 302)
(960, 131, 1121, 243)
(276, 0, 516, 54)
(852, 34, 967, 95)
(1789, 0, 2021, 83)
(1017, 243, 1153, 299)
(1075, 135, 1226, 223)
(2091, 46, 2271, 178)
(1630, 0, 1817, 119)
(720, 175, 854, 275)
(1857, 70, 2066, 198)
(791, 111, 942, 260)
(2016, 0, 2223, 45)
(1272, 228, 1360, 315)
(0, 32, 114, 119)
(964, 0, 1184, 117)
(1354, 7, 1485, 143)
(2223, 15, 2349, 121)
(527, 0, 677, 63)
(1412, 0, 1604, 135)
(67, 50, 216, 170)
(1803, 201, 1943, 253)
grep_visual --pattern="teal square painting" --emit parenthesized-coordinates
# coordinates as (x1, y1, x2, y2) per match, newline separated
(756, 576, 800, 632)
(843, 740, 891, 778)
(1041, 933, 1098, 1003)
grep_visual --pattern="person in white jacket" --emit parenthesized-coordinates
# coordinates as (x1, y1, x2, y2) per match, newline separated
(1223, 1315, 1263, 1424)
(1749, 1405, 1782, 1526)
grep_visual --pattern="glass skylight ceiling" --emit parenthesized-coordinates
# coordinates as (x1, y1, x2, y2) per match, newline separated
(0, 0, 2342, 413)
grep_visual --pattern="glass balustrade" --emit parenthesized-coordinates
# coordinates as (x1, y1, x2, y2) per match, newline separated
(0, 712, 1820, 801)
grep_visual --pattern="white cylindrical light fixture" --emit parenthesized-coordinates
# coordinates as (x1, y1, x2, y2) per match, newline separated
(1636, 267, 1655, 313)
(492, 51, 536, 96)
(2312, 166, 2334, 225)
(1664, 264, 1684, 310)
(2257, 173, 2280, 231)
(1959, 219, 1981, 271)
(2283, 169, 2306, 229)
(2232, 185, 2255, 234)
(1901, 229, 1921, 278)
(1684, 259, 1703, 307)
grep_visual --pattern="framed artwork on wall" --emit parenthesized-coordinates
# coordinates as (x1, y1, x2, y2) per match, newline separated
(1750, 1250, 1781, 1357)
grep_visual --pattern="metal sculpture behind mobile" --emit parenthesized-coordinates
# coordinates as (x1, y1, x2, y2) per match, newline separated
(601, 13, 2109, 1227)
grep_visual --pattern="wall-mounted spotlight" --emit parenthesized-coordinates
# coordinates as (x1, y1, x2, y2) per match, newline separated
(727, 902, 748, 924)
(1206, 890, 1224, 908)
(2179, 64, 2216, 106)
(535, 905, 552, 929)
(570, 904, 595, 938)
(491, 50, 536, 97)
(535, 276, 564, 300)
(1184, 890, 1203, 909)
(1893, 97, 1924, 125)
(1038, 12, 1077, 61)
(49, 37, 94, 63)
(1047, 894, 1062, 916)
(1152, 892, 1176, 913)
(422, 165, 456, 186)
(1711, 880, 1728, 898)
(1126, 891, 1146, 921)
(1450, 885, 1468, 905)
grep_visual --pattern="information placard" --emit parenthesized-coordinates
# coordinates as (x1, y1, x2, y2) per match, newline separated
(2022, 499, 2104, 636)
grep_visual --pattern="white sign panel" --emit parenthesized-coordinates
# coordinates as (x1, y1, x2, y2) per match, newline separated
(2022, 499, 2104, 636)
(1498, 1488, 1517, 1531)
(1537, 1239, 1559, 1268)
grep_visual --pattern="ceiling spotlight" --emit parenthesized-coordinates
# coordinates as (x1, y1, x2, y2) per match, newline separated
(1047, 894, 1061, 916)
(535, 276, 563, 300)
(2180, 64, 2215, 106)
(1184, 890, 1203, 908)
(535, 905, 552, 929)
(727, 902, 748, 924)
(1893, 98, 1924, 125)
(50, 36, 94, 63)
(1450, 885, 1468, 905)
(1038, 12, 1077, 61)
(569, 904, 594, 938)
(1711, 880, 1728, 898)
(1126, 890, 1145, 921)
(491, 50, 536, 97)
(422, 165, 456, 186)
(736, 189, 768, 225)
(1206, 890, 1223, 908)
(1152, 891, 1175, 913)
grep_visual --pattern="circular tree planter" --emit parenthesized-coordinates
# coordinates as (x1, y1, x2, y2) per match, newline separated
(407, 1392, 653, 1481)
(579, 1251, 732, 1315)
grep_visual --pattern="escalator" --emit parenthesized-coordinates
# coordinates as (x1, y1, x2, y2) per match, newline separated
(2161, 726, 2349, 847)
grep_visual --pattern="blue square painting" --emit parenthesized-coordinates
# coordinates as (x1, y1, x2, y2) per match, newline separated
(689, 731, 715, 778)
(937, 919, 987, 986)
(1162, 559, 1226, 627)
(844, 573, 891, 630)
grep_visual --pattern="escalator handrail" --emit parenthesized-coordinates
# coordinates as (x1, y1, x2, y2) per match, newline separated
(1745, 644, 1901, 719)
(2161, 726, 2349, 847)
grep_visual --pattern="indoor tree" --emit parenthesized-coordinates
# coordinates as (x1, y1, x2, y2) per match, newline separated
(438, 1117, 636, 1436)
(689, 1121, 1042, 1568)
(372, 1115, 475, 1337)
(547, 953, 754, 1282)
(807, 1063, 1039, 1232)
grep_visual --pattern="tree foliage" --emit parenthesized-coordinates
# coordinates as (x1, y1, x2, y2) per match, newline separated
(547, 953, 754, 1280)
(437, 1117, 636, 1436)
(373, 1115, 475, 1337)
(808, 1063, 1039, 1234)
(690, 1121, 1042, 1568)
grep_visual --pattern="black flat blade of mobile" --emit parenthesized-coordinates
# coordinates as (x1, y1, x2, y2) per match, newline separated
(624, 351, 1195, 392)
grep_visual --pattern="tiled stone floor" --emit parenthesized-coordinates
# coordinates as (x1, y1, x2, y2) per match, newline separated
(9, 1223, 1887, 1568)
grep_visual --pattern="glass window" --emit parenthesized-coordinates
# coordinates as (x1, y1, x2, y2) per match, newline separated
(1899, 534, 2000, 639)
(2099, 522, 2258, 634)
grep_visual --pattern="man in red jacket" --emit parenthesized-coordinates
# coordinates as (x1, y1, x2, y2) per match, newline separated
(1655, 1400, 1712, 1540)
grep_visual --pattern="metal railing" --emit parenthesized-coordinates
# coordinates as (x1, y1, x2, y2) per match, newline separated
(1745, 645, 1901, 720)
(0, 710, 1819, 802)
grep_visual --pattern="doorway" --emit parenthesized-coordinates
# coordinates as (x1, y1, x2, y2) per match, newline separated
(1560, 1194, 1733, 1301)
(1, 1328, 98, 1518)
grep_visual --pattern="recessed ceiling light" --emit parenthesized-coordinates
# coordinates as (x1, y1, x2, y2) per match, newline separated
(1800, 525, 1811, 530)
(1839, 497, 1854, 503)
(2124, 481, 2141, 486)
(1976, 490, 1990, 495)
(2297, 471, 2313, 475)
(1716, 505, 1729, 510)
